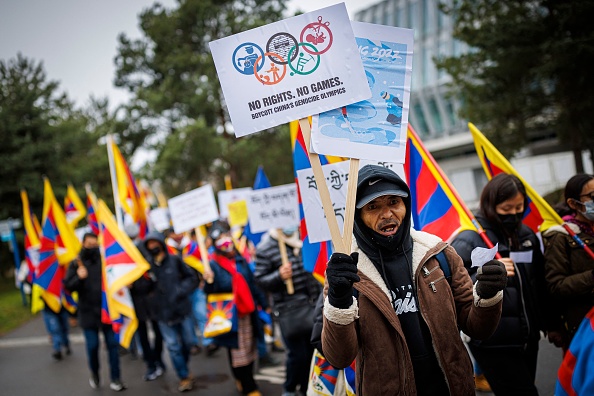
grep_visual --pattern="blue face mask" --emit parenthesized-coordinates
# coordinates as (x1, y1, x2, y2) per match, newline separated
(578, 200, 594, 221)
(282, 225, 298, 236)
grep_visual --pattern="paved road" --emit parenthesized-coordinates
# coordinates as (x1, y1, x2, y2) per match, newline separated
(0, 316, 563, 395)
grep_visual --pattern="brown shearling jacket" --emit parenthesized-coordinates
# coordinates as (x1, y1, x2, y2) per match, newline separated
(321, 229, 503, 395)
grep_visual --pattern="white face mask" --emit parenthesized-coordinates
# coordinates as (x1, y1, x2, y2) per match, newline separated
(578, 200, 594, 221)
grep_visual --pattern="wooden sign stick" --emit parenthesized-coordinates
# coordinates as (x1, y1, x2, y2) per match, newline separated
(195, 227, 213, 283)
(276, 229, 295, 295)
(342, 158, 359, 255)
(299, 117, 346, 253)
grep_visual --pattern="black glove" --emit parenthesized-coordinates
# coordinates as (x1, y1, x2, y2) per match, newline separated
(326, 252, 360, 309)
(476, 259, 507, 299)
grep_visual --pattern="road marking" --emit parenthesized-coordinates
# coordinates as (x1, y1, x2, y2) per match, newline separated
(0, 334, 85, 348)
(255, 365, 286, 385)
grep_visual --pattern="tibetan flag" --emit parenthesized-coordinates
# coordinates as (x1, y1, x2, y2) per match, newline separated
(405, 126, 475, 241)
(344, 360, 357, 396)
(291, 119, 346, 283)
(204, 293, 238, 338)
(42, 178, 81, 265)
(556, 306, 594, 396)
(64, 184, 86, 228)
(86, 191, 100, 235)
(469, 123, 562, 233)
(110, 140, 149, 238)
(97, 199, 150, 347)
(182, 241, 204, 274)
(61, 289, 78, 314)
(21, 189, 40, 284)
(310, 350, 341, 395)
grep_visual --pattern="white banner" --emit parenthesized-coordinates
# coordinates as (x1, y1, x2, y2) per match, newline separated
(209, 3, 371, 137)
(217, 187, 252, 219)
(246, 184, 299, 234)
(297, 160, 406, 243)
(149, 208, 171, 232)
(168, 185, 219, 234)
(311, 22, 414, 162)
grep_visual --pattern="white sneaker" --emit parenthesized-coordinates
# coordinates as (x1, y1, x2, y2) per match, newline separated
(109, 380, 127, 392)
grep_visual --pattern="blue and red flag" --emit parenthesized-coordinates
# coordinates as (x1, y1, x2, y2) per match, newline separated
(182, 240, 204, 274)
(556, 306, 594, 396)
(97, 199, 150, 347)
(310, 350, 341, 395)
(291, 119, 346, 283)
(405, 126, 475, 241)
(86, 192, 100, 235)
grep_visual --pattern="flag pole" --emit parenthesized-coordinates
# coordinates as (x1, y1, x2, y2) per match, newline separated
(106, 134, 125, 229)
(408, 125, 501, 259)
(276, 229, 295, 295)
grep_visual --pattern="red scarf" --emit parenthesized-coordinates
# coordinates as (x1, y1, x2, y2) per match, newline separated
(213, 253, 255, 316)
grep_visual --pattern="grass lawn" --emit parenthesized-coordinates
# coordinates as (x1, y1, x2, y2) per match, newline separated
(0, 277, 34, 336)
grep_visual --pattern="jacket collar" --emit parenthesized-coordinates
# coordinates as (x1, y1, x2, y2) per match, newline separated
(352, 228, 444, 301)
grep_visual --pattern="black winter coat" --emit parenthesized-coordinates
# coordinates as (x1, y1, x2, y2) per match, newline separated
(64, 254, 103, 329)
(452, 215, 548, 347)
(254, 232, 321, 305)
(151, 254, 199, 325)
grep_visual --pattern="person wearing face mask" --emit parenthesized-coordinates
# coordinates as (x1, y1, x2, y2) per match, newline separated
(254, 226, 321, 396)
(452, 173, 550, 395)
(322, 165, 507, 395)
(543, 173, 594, 352)
(143, 231, 199, 392)
(64, 233, 126, 391)
(205, 221, 268, 396)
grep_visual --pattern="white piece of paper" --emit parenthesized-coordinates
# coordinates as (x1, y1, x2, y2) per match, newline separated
(510, 250, 533, 264)
(149, 208, 171, 232)
(471, 243, 498, 268)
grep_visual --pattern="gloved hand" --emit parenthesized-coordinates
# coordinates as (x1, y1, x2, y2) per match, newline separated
(476, 259, 507, 299)
(326, 252, 360, 309)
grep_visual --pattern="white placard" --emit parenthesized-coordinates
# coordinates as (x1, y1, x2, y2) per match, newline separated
(209, 3, 371, 137)
(246, 184, 299, 234)
(149, 208, 171, 232)
(217, 187, 252, 219)
(297, 160, 406, 243)
(311, 21, 414, 162)
(168, 185, 219, 234)
(510, 250, 533, 264)
(297, 161, 350, 243)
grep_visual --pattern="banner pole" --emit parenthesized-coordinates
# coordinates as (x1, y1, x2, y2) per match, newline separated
(276, 229, 295, 295)
(195, 227, 213, 283)
(299, 118, 346, 253)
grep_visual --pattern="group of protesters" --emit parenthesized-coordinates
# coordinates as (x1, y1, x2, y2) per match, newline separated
(35, 165, 594, 395)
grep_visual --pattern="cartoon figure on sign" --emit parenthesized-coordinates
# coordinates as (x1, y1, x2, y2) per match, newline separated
(232, 43, 265, 75)
(380, 90, 403, 125)
(300, 16, 333, 55)
(254, 52, 287, 85)
(288, 43, 320, 76)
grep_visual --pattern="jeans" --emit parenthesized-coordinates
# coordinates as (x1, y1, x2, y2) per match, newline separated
(282, 330, 314, 393)
(82, 325, 120, 381)
(137, 320, 164, 370)
(42, 308, 70, 352)
(192, 287, 212, 347)
(158, 316, 194, 380)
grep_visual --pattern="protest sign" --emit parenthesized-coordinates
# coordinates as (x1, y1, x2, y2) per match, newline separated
(168, 185, 219, 234)
(168, 185, 219, 281)
(227, 200, 249, 228)
(311, 22, 414, 162)
(149, 208, 171, 232)
(246, 184, 299, 234)
(218, 187, 252, 219)
(209, 3, 371, 137)
(297, 160, 404, 243)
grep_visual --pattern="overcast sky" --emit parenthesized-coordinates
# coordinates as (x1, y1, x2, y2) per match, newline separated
(0, 0, 378, 110)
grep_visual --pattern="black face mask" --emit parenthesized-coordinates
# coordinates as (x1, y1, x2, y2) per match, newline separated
(81, 247, 100, 261)
(498, 213, 523, 233)
(148, 247, 163, 257)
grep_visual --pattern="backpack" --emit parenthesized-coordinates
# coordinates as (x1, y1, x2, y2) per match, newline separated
(434, 250, 452, 285)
